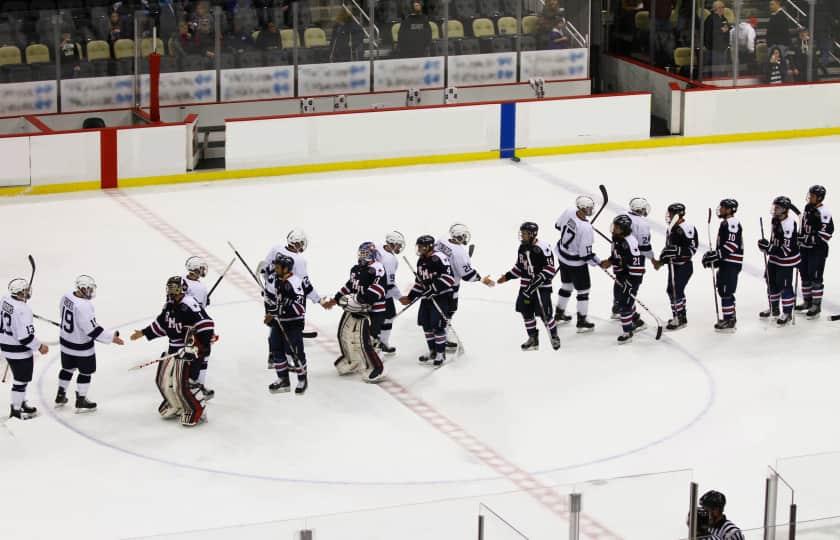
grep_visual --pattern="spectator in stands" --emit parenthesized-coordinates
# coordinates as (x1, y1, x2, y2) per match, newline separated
(227, 16, 257, 54)
(537, 0, 563, 49)
(764, 46, 790, 83)
(329, 10, 364, 62)
(195, 17, 218, 61)
(59, 32, 82, 75)
(703, 1, 730, 66)
(107, 11, 126, 47)
(813, 0, 835, 78)
(397, 1, 432, 58)
(790, 27, 816, 81)
(255, 20, 280, 50)
(729, 12, 756, 71)
(547, 16, 571, 49)
(189, 1, 213, 33)
(766, 0, 794, 54)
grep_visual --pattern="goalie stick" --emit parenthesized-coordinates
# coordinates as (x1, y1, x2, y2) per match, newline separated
(128, 351, 180, 371)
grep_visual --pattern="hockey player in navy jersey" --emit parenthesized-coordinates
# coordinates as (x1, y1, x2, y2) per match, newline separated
(656, 203, 698, 331)
(758, 196, 800, 325)
(601, 215, 646, 344)
(497, 222, 561, 351)
(612, 197, 659, 321)
(399, 235, 455, 367)
(797, 185, 834, 319)
(703, 199, 743, 332)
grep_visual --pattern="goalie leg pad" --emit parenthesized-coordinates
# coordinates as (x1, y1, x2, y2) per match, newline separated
(178, 360, 205, 427)
(156, 356, 184, 419)
(336, 312, 365, 375)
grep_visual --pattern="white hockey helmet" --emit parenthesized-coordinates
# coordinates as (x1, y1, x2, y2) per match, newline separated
(286, 228, 308, 252)
(8, 278, 31, 301)
(629, 197, 651, 217)
(185, 256, 208, 278)
(449, 223, 471, 245)
(575, 195, 595, 216)
(75, 274, 97, 299)
(384, 230, 405, 254)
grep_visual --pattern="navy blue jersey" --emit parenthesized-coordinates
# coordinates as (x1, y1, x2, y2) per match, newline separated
(716, 217, 743, 266)
(768, 214, 800, 267)
(141, 295, 214, 353)
(610, 235, 645, 281)
(408, 252, 455, 300)
(801, 204, 834, 256)
(667, 221, 699, 265)
(504, 239, 556, 290)
(264, 272, 306, 322)
(334, 262, 387, 312)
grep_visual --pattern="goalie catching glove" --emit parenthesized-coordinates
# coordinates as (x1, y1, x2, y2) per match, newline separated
(338, 294, 370, 313)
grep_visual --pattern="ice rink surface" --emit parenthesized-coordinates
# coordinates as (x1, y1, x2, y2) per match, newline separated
(1, 137, 840, 539)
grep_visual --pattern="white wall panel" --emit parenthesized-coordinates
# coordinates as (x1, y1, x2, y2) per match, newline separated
(118, 124, 187, 178)
(30, 132, 100, 185)
(0, 136, 30, 186)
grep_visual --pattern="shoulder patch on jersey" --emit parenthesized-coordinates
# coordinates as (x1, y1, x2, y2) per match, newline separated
(727, 218, 740, 233)
(820, 206, 833, 222)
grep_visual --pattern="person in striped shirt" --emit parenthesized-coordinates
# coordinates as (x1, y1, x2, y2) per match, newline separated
(758, 196, 800, 325)
(703, 199, 743, 332)
(601, 215, 646, 344)
(698, 490, 745, 540)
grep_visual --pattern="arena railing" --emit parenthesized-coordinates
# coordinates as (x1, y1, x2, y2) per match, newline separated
(0, 0, 592, 117)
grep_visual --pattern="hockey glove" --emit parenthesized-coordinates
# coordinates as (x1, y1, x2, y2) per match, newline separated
(757, 238, 770, 253)
(523, 274, 546, 296)
(701, 250, 720, 268)
(659, 245, 678, 263)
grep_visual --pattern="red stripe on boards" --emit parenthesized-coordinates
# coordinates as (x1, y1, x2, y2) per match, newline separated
(100, 128, 118, 189)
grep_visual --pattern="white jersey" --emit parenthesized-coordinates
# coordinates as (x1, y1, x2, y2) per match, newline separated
(554, 207, 599, 267)
(263, 244, 321, 303)
(623, 211, 654, 259)
(0, 294, 41, 360)
(434, 239, 480, 286)
(375, 244, 401, 300)
(183, 275, 208, 308)
(59, 292, 114, 358)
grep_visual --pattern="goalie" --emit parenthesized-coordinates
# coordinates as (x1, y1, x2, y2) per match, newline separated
(323, 242, 387, 383)
(130, 276, 215, 427)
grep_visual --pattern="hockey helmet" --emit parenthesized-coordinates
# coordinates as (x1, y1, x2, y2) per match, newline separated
(8, 278, 31, 301)
(75, 275, 97, 299)
(166, 276, 188, 301)
(629, 197, 651, 217)
(273, 254, 294, 274)
(718, 198, 738, 215)
(185, 256, 208, 278)
(449, 223, 471, 245)
(519, 221, 539, 244)
(666, 202, 686, 223)
(357, 242, 379, 265)
(286, 228, 308, 253)
(772, 195, 792, 218)
(612, 214, 633, 238)
(416, 234, 435, 256)
(576, 195, 595, 217)
(384, 230, 406, 254)
(699, 490, 727, 511)
(809, 184, 826, 202)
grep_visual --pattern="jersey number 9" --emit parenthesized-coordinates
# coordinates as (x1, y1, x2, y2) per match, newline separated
(62, 306, 75, 333)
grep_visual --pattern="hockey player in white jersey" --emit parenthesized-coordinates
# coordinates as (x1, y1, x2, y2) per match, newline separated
(56, 275, 124, 412)
(1, 279, 48, 420)
(435, 223, 495, 350)
(553, 196, 601, 333)
(184, 256, 209, 307)
(612, 197, 658, 323)
(375, 231, 405, 355)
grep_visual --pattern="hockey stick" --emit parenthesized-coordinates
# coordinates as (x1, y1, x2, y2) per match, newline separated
(207, 256, 236, 301)
(665, 216, 678, 323)
(128, 351, 180, 371)
(830, 314, 840, 321)
(759, 218, 773, 312)
(524, 250, 558, 345)
(706, 208, 722, 322)
(591, 184, 609, 225)
(402, 255, 463, 357)
(34, 314, 59, 327)
(468, 244, 475, 257)
(592, 225, 664, 340)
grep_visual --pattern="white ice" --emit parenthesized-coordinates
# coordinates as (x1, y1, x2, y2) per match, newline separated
(1, 137, 840, 540)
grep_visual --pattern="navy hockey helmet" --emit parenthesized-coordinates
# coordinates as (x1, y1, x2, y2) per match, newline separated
(667, 203, 686, 222)
(166, 276, 188, 301)
(773, 195, 792, 210)
(719, 198, 738, 213)
(809, 184, 826, 202)
(416, 234, 435, 256)
(699, 490, 727, 511)
(612, 214, 632, 237)
(273, 254, 294, 273)
(519, 221, 539, 243)
(357, 242, 379, 265)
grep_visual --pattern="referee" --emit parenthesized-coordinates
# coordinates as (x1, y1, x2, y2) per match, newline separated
(699, 490, 745, 540)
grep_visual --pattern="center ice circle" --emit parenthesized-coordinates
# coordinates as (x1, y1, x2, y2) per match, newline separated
(37, 297, 715, 486)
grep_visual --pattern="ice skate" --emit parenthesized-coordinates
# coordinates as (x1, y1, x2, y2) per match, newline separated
(550, 334, 562, 350)
(74, 393, 97, 413)
(714, 318, 737, 333)
(576, 315, 594, 333)
(418, 351, 436, 364)
(759, 305, 780, 318)
(554, 307, 572, 324)
(776, 312, 792, 326)
(806, 304, 821, 320)
(55, 388, 68, 408)
(520, 335, 539, 351)
(617, 332, 633, 344)
(294, 375, 308, 395)
(269, 377, 291, 394)
(364, 366, 385, 383)
(666, 314, 687, 331)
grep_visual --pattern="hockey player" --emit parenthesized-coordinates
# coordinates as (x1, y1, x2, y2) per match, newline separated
(130, 277, 215, 426)
(262, 228, 331, 366)
(553, 196, 600, 333)
(375, 231, 405, 355)
(496, 222, 562, 351)
(611, 198, 658, 321)
(56, 275, 125, 412)
(797, 185, 833, 319)
(263, 254, 309, 394)
(326, 242, 387, 383)
(398, 235, 455, 367)
(758, 196, 801, 325)
(601, 215, 646, 344)
(657, 203, 698, 331)
(702, 199, 743, 332)
(435, 223, 495, 349)
(184, 256, 209, 307)
(1, 279, 48, 420)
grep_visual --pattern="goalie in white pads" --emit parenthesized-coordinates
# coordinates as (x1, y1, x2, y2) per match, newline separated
(435, 224, 494, 350)
(1, 279, 49, 420)
(327, 242, 387, 383)
(56, 275, 124, 412)
(130, 277, 215, 427)
(263, 254, 310, 394)
(184, 256, 209, 307)
(375, 231, 405, 355)
(553, 196, 600, 333)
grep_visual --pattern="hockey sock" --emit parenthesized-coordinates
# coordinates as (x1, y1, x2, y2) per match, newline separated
(781, 289, 795, 314)
(671, 297, 686, 317)
(523, 317, 537, 336)
(801, 282, 812, 302)
(620, 311, 635, 334)
(11, 381, 26, 409)
(721, 296, 736, 320)
(812, 283, 824, 304)
(434, 331, 447, 354)
(576, 289, 590, 317)
(424, 331, 435, 352)
(58, 368, 74, 390)
(544, 316, 557, 335)
(274, 359, 289, 379)
(768, 292, 780, 308)
(557, 285, 572, 312)
(76, 373, 92, 397)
